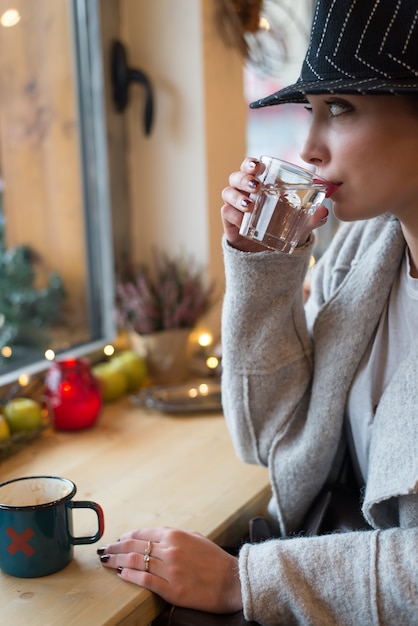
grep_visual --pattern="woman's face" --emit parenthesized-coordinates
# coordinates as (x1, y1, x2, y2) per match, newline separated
(300, 95, 418, 228)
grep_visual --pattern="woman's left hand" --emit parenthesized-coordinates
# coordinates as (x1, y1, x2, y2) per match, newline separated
(97, 527, 243, 614)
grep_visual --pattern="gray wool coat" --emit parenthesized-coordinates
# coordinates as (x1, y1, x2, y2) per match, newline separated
(221, 215, 418, 625)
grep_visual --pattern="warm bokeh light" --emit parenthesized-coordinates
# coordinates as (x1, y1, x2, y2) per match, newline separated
(188, 387, 198, 398)
(44, 349, 56, 361)
(198, 332, 212, 347)
(199, 383, 209, 395)
(259, 16, 270, 31)
(103, 344, 115, 357)
(1, 345, 12, 358)
(1, 9, 20, 27)
(206, 356, 219, 370)
(18, 373, 30, 386)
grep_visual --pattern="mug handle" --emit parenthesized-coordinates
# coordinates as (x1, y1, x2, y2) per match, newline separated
(67, 501, 105, 544)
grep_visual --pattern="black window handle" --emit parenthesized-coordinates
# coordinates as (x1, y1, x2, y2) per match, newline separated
(111, 40, 154, 136)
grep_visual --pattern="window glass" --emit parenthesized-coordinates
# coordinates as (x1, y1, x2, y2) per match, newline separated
(0, 0, 114, 385)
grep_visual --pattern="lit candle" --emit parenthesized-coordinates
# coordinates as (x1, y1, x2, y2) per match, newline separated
(44, 358, 102, 431)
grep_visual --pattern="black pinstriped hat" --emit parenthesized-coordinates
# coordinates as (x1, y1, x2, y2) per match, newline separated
(250, 0, 418, 109)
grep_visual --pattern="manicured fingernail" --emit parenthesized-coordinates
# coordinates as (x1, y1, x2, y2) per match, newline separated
(248, 180, 258, 189)
(97, 547, 106, 555)
(249, 160, 257, 169)
(117, 567, 123, 574)
(241, 198, 251, 208)
(100, 554, 110, 563)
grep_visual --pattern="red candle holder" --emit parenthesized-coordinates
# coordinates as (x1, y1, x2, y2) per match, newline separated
(44, 358, 102, 431)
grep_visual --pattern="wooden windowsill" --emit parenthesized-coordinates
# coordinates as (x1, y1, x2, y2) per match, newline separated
(0, 397, 271, 626)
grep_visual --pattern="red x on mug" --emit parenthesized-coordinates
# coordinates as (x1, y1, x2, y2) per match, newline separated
(6, 527, 35, 557)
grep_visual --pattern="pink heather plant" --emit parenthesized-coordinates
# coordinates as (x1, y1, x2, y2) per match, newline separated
(115, 252, 215, 335)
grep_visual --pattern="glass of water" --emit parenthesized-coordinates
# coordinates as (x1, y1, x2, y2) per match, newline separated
(239, 156, 330, 254)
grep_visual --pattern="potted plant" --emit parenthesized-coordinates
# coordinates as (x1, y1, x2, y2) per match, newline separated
(115, 251, 215, 384)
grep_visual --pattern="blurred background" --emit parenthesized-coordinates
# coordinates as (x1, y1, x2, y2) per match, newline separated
(0, 0, 338, 388)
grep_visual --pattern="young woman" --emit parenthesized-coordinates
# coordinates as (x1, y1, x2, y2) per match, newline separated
(98, 2, 418, 623)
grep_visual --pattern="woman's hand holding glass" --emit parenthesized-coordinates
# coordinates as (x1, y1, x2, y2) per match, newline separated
(221, 157, 329, 252)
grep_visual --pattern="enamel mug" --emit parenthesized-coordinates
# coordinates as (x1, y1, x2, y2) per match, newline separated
(0, 475, 105, 577)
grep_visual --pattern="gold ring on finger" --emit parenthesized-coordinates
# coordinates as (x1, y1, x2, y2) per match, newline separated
(144, 540, 152, 571)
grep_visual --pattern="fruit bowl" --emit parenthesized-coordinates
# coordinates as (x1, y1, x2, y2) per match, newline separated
(0, 422, 49, 462)
(0, 400, 51, 462)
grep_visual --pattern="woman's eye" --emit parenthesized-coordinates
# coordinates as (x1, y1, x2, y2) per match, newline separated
(326, 100, 352, 117)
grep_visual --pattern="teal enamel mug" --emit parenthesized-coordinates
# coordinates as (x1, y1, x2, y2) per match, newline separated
(0, 475, 105, 578)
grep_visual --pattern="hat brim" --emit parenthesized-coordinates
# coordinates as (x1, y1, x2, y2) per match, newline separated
(250, 78, 418, 109)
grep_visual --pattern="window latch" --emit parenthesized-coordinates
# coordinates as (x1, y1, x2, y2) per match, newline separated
(111, 40, 154, 136)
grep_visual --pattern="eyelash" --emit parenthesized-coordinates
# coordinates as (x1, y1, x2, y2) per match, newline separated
(304, 100, 353, 117)
(325, 100, 353, 117)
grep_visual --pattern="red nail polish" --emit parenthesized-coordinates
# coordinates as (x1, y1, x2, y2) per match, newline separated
(100, 555, 110, 563)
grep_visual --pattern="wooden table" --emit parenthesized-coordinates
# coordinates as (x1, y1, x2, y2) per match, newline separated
(0, 397, 271, 626)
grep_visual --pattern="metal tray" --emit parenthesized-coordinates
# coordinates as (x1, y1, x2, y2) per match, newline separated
(131, 379, 222, 414)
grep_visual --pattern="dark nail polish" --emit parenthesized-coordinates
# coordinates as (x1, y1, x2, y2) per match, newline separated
(97, 547, 106, 555)
(249, 160, 257, 169)
(117, 567, 123, 574)
(100, 554, 110, 563)
(248, 180, 258, 189)
(241, 198, 251, 208)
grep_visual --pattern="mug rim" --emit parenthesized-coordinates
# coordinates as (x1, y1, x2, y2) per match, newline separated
(0, 475, 76, 511)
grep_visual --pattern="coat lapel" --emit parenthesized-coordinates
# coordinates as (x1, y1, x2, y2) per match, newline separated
(364, 342, 418, 527)
(311, 220, 406, 426)
(274, 219, 408, 533)
(299, 221, 405, 499)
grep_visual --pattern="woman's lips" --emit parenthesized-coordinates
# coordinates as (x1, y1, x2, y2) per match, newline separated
(324, 182, 341, 198)
(313, 178, 342, 198)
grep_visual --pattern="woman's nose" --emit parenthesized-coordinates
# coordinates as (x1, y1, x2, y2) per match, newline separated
(299, 135, 323, 167)
(299, 120, 329, 168)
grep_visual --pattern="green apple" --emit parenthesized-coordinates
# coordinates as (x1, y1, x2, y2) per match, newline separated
(4, 397, 43, 433)
(0, 413, 11, 440)
(93, 362, 128, 402)
(110, 351, 148, 392)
